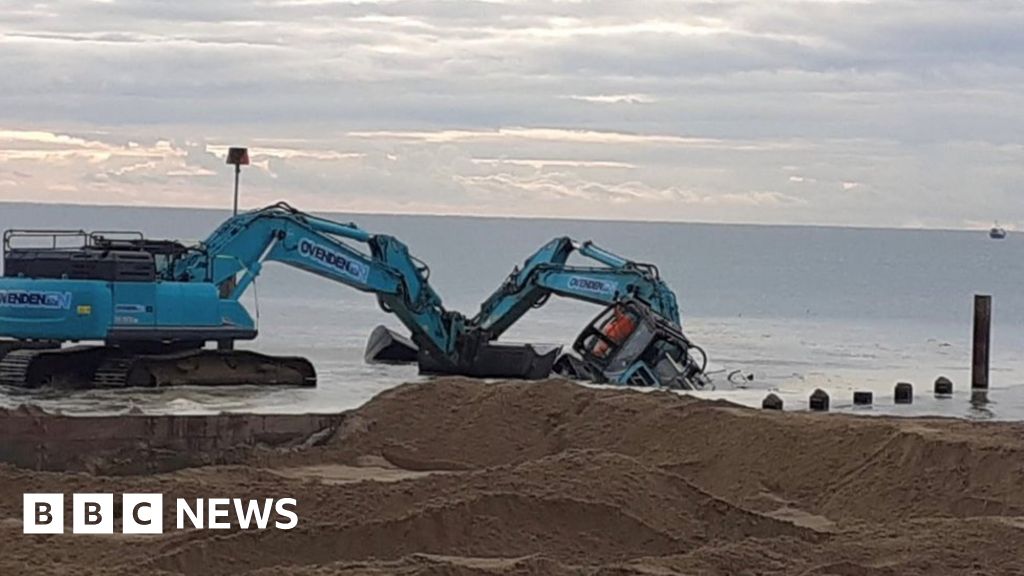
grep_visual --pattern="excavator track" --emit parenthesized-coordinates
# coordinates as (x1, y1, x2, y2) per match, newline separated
(0, 345, 316, 389)
(0, 349, 38, 387)
(0, 340, 62, 387)
(92, 355, 133, 388)
(93, 350, 317, 388)
(0, 346, 110, 389)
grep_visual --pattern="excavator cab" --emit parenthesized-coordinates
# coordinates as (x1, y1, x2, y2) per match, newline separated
(556, 300, 711, 390)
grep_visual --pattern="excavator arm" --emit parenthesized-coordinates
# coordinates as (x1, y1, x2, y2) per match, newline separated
(172, 203, 462, 362)
(471, 237, 681, 338)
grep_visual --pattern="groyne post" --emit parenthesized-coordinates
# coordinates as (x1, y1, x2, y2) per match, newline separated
(972, 294, 991, 390)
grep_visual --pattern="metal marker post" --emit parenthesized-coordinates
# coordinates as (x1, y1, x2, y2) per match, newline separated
(226, 147, 250, 216)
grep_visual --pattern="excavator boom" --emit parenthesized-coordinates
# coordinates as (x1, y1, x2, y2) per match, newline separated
(471, 236, 681, 337)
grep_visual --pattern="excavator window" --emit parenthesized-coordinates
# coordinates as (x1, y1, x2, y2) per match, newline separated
(582, 305, 638, 360)
(577, 304, 659, 375)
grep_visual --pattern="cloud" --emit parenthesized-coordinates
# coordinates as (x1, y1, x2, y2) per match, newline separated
(566, 94, 658, 105)
(0, 0, 1022, 227)
(347, 127, 730, 146)
(470, 158, 635, 169)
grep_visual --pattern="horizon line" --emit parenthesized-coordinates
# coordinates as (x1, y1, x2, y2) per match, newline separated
(0, 199, 1002, 236)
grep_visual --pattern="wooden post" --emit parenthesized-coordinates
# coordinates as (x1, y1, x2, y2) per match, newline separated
(809, 389, 829, 412)
(894, 382, 913, 404)
(972, 295, 991, 389)
(762, 393, 783, 411)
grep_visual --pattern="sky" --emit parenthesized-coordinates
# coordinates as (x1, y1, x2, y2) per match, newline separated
(0, 0, 1022, 228)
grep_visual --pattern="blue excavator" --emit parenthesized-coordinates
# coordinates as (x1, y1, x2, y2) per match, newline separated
(368, 236, 711, 390)
(0, 203, 709, 390)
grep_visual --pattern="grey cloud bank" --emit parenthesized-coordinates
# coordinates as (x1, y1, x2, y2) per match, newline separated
(0, 0, 1021, 228)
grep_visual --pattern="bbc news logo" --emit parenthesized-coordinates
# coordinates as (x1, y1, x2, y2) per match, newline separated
(24, 493, 298, 534)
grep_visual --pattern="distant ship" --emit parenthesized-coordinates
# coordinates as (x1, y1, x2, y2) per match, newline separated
(990, 223, 1007, 240)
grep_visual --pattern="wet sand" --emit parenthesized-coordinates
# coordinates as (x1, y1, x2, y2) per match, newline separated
(2, 377, 1024, 575)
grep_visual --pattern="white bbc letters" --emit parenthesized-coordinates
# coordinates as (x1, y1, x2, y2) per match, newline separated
(122, 494, 164, 534)
(23, 493, 64, 534)
(72, 493, 114, 534)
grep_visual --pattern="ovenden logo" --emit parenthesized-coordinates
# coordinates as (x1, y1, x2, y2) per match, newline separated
(297, 238, 370, 283)
(23, 493, 298, 534)
(567, 276, 617, 298)
(0, 290, 72, 310)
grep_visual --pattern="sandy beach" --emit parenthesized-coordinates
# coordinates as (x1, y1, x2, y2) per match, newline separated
(3, 377, 1024, 575)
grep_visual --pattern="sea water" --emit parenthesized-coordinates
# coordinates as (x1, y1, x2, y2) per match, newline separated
(0, 202, 1020, 420)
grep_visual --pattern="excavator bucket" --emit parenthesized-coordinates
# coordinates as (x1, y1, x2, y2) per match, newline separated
(364, 325, 419, 364)
(419, 340, 561, 380)
(366, 325, 560, 380)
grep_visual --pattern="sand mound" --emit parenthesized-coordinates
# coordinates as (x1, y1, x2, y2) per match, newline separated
(322, 378, 1024, 524)
(4, 377, 1024, 575)
(141, 450, 815, 575)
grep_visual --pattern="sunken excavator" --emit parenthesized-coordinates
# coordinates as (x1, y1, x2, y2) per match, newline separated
(0, 203, 710, 390)
(367, 236, 711, 390)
